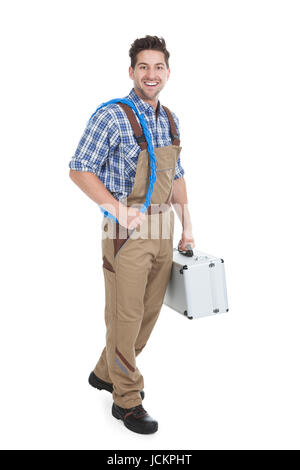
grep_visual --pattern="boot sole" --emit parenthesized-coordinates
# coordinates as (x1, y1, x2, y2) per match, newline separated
(112, 405, 158, 435)
(88, 372, 113, 393)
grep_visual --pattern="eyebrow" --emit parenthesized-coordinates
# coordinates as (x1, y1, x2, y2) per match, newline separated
(137, 62, 165, 66)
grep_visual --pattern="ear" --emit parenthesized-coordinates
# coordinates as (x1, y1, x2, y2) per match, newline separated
(129, 66, 134, 80)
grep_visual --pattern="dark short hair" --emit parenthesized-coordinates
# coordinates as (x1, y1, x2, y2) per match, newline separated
(129, 35, 170, 69)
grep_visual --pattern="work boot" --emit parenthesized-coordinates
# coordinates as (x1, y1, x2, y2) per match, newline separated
(88, 371, 145, 400)
(112, 403, 158, 434)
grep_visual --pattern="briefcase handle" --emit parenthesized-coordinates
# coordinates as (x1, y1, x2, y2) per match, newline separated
(178, 243, 194, 257)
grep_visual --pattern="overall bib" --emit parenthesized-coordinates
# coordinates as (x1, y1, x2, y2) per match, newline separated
(93, 103, 182, 408)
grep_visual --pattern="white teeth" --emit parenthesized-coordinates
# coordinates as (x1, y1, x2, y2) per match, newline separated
(145, 82, 158, 86)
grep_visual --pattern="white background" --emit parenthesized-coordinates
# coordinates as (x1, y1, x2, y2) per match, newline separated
(1, 0, 299, 450)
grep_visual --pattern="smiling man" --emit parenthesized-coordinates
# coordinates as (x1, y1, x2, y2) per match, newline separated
(69, 35, 195, 434)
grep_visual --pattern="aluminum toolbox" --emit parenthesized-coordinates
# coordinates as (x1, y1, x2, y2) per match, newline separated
(163, 248, 229, 319)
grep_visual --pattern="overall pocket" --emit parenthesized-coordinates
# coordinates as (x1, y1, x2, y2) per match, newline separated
(103, 255, 115, 273)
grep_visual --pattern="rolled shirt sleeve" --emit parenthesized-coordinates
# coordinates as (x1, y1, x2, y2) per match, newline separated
(171, 111, 185, 180)
(69, 109, 118, 177)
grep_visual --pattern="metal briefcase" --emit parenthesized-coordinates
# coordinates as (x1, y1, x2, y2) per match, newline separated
(163, 247, 229, 319)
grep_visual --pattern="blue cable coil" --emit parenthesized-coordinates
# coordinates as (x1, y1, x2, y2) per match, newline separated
(88, 98, 158, 223)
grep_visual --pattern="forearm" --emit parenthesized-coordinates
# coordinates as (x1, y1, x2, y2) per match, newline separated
(171, 177, 193, 230)
(69, 170, 120, 216)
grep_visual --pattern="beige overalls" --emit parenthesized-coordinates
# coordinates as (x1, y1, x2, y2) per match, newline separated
(93, 102, 182, 409)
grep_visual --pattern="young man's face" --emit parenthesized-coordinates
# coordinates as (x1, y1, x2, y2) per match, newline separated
(129, 50, 170, 103)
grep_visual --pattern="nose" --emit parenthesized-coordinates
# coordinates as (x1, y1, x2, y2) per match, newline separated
(144, 69, 159, 80)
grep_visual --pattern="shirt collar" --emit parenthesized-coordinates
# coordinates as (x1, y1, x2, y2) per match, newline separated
(126, 87, 161, 118)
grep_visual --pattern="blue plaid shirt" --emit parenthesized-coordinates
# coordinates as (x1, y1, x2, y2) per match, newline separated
(69, 88, 185, 201)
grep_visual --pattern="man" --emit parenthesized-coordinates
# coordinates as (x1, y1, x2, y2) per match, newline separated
(69, 35, 195, 434)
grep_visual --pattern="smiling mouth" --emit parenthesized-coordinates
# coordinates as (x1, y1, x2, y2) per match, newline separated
(144, 82, 159, 88)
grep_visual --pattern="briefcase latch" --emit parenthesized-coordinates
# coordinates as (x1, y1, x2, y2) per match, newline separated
(179, 265, 188, 274)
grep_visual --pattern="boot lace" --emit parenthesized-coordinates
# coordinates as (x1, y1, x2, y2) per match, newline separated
(131, 404, 148, 418)
(123, 404, 148, 420)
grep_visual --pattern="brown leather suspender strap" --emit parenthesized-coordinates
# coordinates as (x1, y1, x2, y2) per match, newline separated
(117, 102, 147, 151)
(117, 102, 180, 149)
(162, 105, 181, 146)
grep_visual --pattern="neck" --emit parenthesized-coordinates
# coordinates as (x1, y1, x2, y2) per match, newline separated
(133, 87, 158, 111)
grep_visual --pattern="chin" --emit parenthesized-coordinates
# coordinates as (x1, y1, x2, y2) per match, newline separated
(144, 87, 160, 96)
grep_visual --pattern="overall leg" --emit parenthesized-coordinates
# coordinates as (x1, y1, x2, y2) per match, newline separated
(95, 211, 174, 381)
(94, 218, 158, 408)
(135, 210, 174, 355)
(93, 219, 115, 384)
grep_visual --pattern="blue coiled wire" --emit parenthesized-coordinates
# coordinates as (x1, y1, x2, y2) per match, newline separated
(88, 98, 158, 222)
